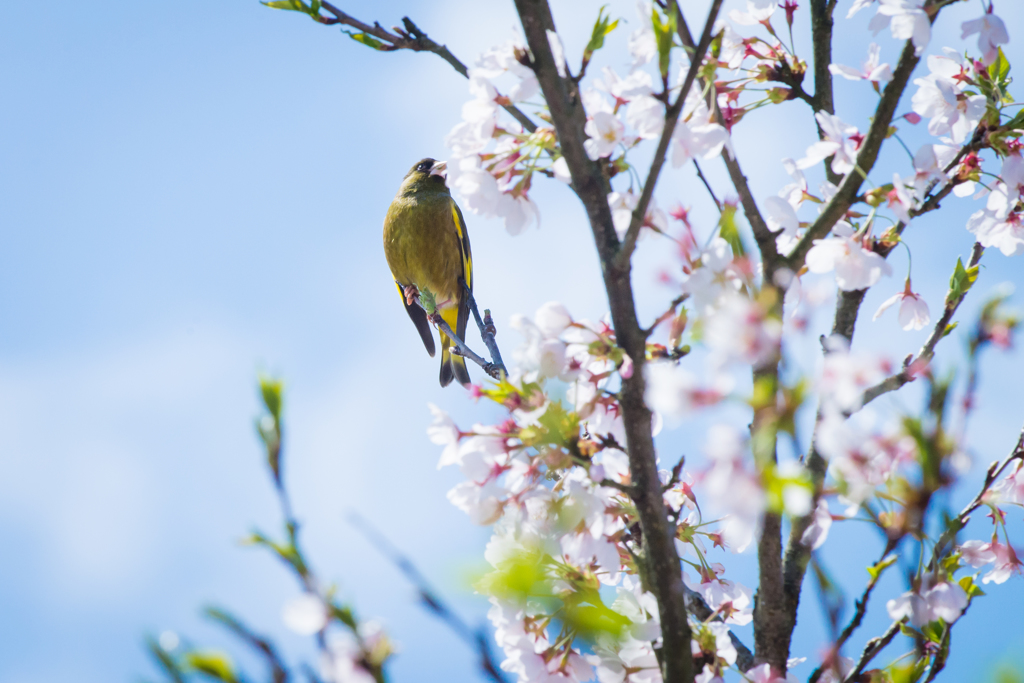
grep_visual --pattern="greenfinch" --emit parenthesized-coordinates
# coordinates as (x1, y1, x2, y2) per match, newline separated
(383, 158, 472, 387)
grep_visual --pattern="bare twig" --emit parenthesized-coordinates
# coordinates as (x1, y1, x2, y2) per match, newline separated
(617, 0, 724, 267)
(808, 542, 897, 683)
(862, 242, 985, 406)
(842, 619, 903, 683)
(405, 282, 505, 380)
(463, 279, 508, 379)
(205, 606, 290, 683)
(809, 0, 839, 184)
(692, 160, 722, 212)
(348, 513, 510, 683)
(315, 3, 538, 133)
(926, 423, 1024, 571)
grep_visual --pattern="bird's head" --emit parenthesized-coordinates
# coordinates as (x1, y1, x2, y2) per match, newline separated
(400, 158, 450, 195)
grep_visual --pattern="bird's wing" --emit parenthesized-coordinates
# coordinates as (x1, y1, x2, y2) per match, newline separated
(395, 282, 436, 357)
(450, 199, 472, 386)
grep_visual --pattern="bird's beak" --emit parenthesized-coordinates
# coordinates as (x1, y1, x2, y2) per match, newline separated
(429, 160, 448, 179)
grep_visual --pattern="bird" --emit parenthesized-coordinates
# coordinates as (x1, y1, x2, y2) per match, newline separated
(382, 158, 473, 387)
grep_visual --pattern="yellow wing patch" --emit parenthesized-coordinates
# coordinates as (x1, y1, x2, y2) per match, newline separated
(451, 200, 472, 291)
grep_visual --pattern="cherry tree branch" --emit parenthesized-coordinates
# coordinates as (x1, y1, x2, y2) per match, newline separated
(862, 242, 985, 406)
(808, 542, 897, 683)
(313, 3, 538, 133)
(406, 283, 507, 380)
(926, 423, 1024, 571)
(616, 0, 724, 268)
(809, 0, 839, 185)
(684, 587, 756, 672)
(511, 2, 693, 681)
(841, 618, 904, 683)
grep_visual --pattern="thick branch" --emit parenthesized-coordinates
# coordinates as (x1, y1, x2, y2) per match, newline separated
(512, 2, 693, 681)
(862, 242, 985, 405)
(317, 3, 538, 133)
(617, 0, 724, 267)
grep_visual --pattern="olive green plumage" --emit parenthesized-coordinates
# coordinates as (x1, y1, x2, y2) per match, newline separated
(383, 158, 473, 387)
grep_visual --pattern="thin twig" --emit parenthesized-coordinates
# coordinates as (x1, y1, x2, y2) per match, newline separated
(926, 423, 1024, 571)
(808, 542, 897, 683)
(616, 0, 724, 268)
(842, 619, 903, 683)
(405, 282, 505, 380)
(463, 279, 508, 378)
(204, 607, 290, 683)
(348, 513, 510, 683)
(692, 161, 722, 212)
(316, 3, 538, 133)
(861, 242, 985, 406)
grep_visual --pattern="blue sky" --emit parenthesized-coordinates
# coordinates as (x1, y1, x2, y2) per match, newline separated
(1, 1, 1023, 682)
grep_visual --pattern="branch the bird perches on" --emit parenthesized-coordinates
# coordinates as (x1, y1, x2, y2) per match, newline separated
(400, 278, 507, 381)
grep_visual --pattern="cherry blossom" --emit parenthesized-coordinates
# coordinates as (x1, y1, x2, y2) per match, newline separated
(805, 225, 893, 291)
(886, 579, 967, 627)
(817, 336, 890, 414)
(868, 0, 930, 55)
(800, 499, 833, 550)
(873, 279, 930, 331)
(670, 119, 730, 167)
(703, 293, 782, 368)
(585, 111, 626, 159)
(729, 0, 776, 26)
(911, 51, 986, 144)
(961, 9, 1010, 65)
(828, 43, 893, 86)
(626, 95, 666, 139)
(282, 593, 329, 635)
(797, 112, 863, 176)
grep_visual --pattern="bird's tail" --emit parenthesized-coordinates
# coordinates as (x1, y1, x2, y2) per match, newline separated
(439, 306, 471, 388)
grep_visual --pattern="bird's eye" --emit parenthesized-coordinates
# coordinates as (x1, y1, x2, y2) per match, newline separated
(418, 161, 432, 172)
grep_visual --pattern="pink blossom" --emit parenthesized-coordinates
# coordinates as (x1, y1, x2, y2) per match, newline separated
(869, 0, 930, 56)
(671, 119, 730, 167)
(911, 51, 986, 144)
(828, 43, 893, 85)
(805, 227, 893, 291)
(873, 279, 930, 331)
(584, 112, 625, 159)
(800, 499, 833, 550)
(797, 112, 862, 176)
(961, 10, 1010, 65)
(886, 580, 967, 627)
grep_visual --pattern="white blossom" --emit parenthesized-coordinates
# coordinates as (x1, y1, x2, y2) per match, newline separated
(828, 43, 893, 85)
(961, 11, 1010, 65)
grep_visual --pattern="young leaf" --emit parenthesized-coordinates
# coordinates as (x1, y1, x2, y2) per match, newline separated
(344, 30, 386, 50)
(583, 6, 619, 65)
(651, 6, 676, 79)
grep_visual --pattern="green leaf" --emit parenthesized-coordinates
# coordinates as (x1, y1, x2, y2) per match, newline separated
(867, 554, 897, 582)
(185, 651, 239, 683)
(651, 6, 676, 79)
(259, 375, 284, 421)
(948, 256, 979, 301)
(958, 575, 986, 599)
(988, 47, 1011, 85)
(940, 321, 959, 339)
(583, 6, 619, 65)
(261, 0, 308, 11)
(717, 202, 747, 258)
(344, 30, 386, 50)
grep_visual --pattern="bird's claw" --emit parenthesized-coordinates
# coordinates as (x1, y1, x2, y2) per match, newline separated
(403, 284, 420, 307)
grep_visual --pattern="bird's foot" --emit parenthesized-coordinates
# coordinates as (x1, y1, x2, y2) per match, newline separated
(428, 311, 444, 326)
(403, 284, 420, 307)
